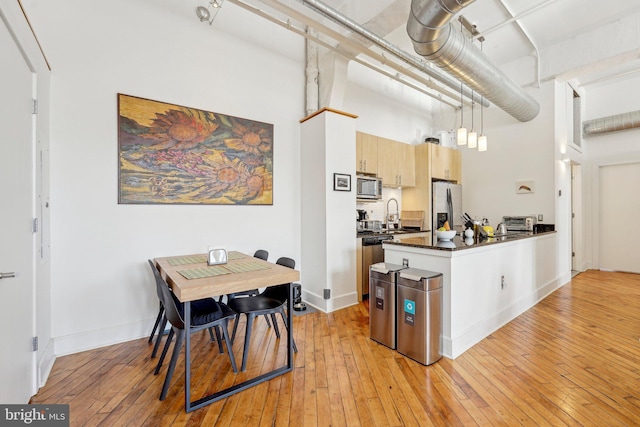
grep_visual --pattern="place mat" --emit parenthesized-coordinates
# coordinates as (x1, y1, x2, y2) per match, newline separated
(227, 251, 245, 260)
(178, 266, 231, 280)
(167, 255, 207, 266)
(223, 261, 271, 274)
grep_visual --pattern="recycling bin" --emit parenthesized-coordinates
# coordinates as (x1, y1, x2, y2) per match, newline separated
(396, 268, 443, 365)
(369, 262, 406, 349)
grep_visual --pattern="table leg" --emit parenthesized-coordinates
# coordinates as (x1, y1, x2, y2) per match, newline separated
(184, 301, 191, 411)
(287, 282, 293, 369)
(183, 287, 295, 412)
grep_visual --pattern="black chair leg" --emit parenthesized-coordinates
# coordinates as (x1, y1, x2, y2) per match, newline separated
(221, 324, 238, 373)
(151, 315, 167, 358)
(271, 313, 281, 338)
(155, 328, 174, 375)
(279, 309, 298, 353)
(230, 313, 241, 344)
(160, 329, 184, 401)
(241, 313, 256, 372)
(149, 303, 164, 343)
(263, 313, 272, 328)
(213, 326, 223, 354)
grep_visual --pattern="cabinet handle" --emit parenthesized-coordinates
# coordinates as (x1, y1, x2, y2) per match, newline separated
(364, 160, 367, 171)
(359, 160, 362, 170)
(399, 175, 402, 185)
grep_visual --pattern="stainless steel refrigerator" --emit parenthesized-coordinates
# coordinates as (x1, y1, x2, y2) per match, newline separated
(432, 182, 462, 232)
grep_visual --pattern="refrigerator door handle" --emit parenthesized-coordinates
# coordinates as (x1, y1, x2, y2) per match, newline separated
(446, 188, 453, 229)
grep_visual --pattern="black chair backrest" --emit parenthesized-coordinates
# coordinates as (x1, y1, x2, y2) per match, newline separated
(262, 257, 296, 302)
(148, 260, 185, 330)
(253, 250, 269, 261)
(276, 257, 295, 269)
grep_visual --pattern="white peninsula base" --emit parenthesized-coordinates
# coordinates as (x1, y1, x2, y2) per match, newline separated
(384, 232, 569, 359)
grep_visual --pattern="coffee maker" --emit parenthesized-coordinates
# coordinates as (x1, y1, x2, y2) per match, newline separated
(357, 209, 367, 231)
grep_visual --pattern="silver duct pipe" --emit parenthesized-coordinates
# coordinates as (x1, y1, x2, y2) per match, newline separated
(407, 0, 540, 122)
(583, 110, 640, 137)
(299, 0, 488, 107)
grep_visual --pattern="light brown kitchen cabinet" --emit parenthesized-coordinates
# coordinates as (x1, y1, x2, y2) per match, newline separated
(429, 143, 461, 182)
(377, 137, 415, 187)
(356, 131, 378, 174)
(402, 143, 461, 232)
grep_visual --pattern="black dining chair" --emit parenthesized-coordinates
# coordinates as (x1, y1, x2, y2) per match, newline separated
(228, 256, 298, 371)
(147, 260, 238, 401)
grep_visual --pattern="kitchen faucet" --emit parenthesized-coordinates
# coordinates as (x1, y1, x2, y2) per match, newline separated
(386, 197, 399, 229)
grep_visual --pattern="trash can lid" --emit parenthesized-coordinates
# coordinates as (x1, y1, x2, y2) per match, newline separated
(399, 267, 442, 281)
(370, 262, 406, 274)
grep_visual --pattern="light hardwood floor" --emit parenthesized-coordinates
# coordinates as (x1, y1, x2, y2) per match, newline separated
(31, 270, 640, 426)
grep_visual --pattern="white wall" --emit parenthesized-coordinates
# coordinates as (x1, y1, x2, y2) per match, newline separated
(582, 73, 640, 269)
(23, 0, 305, 355)
(460, 82, 556, 227)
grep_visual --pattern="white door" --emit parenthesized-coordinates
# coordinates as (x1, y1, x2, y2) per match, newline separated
(0, 16, 36, 402)
(599, 162, 640, 274)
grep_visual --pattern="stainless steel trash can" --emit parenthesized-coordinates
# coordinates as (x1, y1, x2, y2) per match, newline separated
(369, 262, 406, 349)
(396, 268, 443, 365)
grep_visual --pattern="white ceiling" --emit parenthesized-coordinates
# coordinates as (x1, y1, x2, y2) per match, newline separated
(184, 0, 640, 92)
(290, 0, 640, 88)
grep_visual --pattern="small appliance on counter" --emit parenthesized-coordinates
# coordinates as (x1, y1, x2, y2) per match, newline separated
(502, 215, 537, 232)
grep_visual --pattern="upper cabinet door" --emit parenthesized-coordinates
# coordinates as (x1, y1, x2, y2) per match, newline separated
(430, 144, 461, 182)
(378, 137, 414, 187)
(356, 132, 378, 174)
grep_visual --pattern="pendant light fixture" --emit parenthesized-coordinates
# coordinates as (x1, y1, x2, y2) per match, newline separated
(457, 20, 467, 146)
(478, 37, 488, 152)
(468, 92, 477, 148)
(457, 79, 467, 146)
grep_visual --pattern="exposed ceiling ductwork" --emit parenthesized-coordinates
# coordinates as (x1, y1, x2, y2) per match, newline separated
(299, 0, 487, 107)
(583, 110, 640, 137)
(406, 0, 540, 122)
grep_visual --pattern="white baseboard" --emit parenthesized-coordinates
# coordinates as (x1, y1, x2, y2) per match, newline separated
(37, 339, 56, 388)
(53, 318, 153, 357)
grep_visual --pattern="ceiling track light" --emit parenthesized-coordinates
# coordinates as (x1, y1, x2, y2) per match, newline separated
(196, 0, 224, 25)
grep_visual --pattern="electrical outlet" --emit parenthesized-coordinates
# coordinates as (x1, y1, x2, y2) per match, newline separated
(501, 275, 506, 289)
(402, 258, 409, 267)
(538, 214, 543, 221)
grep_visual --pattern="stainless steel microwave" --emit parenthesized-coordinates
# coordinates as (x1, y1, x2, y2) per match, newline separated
(356, 175, 382, 200)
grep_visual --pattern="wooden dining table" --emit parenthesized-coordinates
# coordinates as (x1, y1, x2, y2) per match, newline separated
(154, 251, 300, 412)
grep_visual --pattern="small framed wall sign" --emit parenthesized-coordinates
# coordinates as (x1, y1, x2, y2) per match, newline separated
(333, 173, 351, 191)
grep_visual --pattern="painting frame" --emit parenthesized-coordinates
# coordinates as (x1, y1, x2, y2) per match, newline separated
(333, 173, 351, 192)
(117, 93, 273, 205)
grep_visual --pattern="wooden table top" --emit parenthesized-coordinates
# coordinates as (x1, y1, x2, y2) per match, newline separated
(154, 252, 300, 302)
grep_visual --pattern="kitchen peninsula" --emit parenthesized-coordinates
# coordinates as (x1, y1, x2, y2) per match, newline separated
(383, 231, 559, 359)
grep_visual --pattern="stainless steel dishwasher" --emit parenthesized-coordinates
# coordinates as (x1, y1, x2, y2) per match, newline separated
(361, 235, 394, 298)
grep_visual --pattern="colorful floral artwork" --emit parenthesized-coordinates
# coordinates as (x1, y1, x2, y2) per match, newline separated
(118, 94, 273, 205)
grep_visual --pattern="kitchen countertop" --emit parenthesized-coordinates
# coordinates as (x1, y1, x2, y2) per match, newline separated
(356, 228, 430, 238)
(384, 230, 556, 251)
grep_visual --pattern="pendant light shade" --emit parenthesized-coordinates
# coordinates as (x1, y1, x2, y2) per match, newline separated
(468, 130, 478, 148)
(457, 126, 467, 145)
(478, 135, 488, 151)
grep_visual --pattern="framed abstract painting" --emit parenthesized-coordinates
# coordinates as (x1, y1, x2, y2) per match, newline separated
(117, 94, 273, 205)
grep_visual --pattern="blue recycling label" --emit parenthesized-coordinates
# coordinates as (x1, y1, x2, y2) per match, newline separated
(404, 299, 415, 315)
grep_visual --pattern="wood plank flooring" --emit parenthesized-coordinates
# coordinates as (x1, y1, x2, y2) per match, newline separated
(30, 270, 640, 426)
